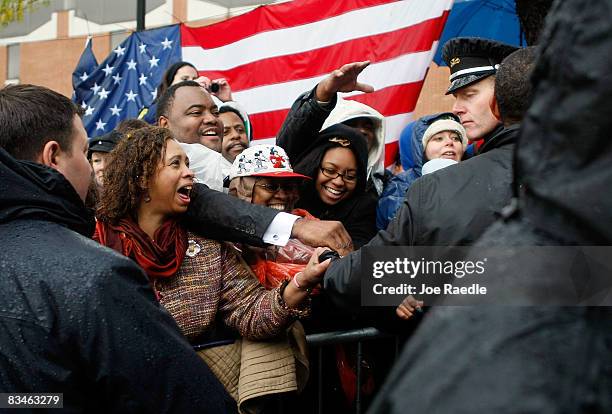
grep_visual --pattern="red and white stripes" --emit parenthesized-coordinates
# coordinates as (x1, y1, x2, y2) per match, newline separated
(181, 0, 452, 166)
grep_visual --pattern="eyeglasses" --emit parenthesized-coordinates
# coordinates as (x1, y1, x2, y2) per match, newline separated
(254, 182, 300, 193)
(320, 167, 357, 182)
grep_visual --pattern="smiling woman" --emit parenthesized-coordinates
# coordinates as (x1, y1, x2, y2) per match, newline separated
(228, 144, 315, 289)
(421, 118, 467, 163)
(292, 124, 378, 249)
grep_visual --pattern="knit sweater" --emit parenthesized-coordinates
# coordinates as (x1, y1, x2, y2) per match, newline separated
(156, 232, 302, 342)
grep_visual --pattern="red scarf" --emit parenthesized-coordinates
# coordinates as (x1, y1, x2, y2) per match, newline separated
(94, 217, 187, 279)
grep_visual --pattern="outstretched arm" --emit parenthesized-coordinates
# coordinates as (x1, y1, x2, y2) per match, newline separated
(314, 61, 374, 102)
(184, 183, 278, 247)
(277, 61, 374, 161)
(276, 86, 336, 161)
(185, 183, 354, 255)
(219, 246, 331, 340)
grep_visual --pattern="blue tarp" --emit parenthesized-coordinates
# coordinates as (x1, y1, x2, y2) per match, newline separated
(434, 0, 525, 66)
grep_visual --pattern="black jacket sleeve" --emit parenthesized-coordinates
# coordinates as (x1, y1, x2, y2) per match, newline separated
(322, 182, 420, 312)
(184, 183, 278, 247)
(276, 86, 337, 161)
(78, 259, 237, 413)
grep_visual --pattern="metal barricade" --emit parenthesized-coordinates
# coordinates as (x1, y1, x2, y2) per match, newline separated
(305, 328, 401, 414)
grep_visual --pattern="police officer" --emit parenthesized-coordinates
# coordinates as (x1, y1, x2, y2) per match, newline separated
(88, 130, 123, 188)
(443, 37, 518, 143)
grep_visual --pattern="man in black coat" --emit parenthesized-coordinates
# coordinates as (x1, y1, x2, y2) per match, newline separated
(323, 46, 537, 311)
(369, 0, 612, 410)
(0, 85, 236, 412)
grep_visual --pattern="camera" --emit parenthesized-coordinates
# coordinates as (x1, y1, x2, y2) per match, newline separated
(318, 249, 340, 263)
(210, 83, 220, 93)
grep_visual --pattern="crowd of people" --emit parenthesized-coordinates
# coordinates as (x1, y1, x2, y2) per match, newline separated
(1, 0, 611, 412)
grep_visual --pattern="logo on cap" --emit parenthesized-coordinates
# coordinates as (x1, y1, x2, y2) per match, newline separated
(450, 57, 461, 68)
(229, 144, 310, 181)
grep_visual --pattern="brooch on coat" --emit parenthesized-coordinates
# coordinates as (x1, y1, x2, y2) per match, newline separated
(186, 239, 201, 257)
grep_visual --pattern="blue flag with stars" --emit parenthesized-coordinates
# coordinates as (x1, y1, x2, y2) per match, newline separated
(72, 24, 181, 137)
(72, 37, 98, 91)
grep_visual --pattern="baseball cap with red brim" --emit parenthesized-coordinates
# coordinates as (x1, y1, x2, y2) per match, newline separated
(229, 144, 311, 181)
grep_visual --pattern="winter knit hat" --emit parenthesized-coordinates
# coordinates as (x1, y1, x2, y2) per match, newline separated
(422, 119, 468, 150)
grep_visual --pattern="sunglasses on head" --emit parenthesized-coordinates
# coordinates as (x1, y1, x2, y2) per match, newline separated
(328, 137, 351, 147)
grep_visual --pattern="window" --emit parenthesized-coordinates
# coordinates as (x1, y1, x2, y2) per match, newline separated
(7, 44, 20, 82)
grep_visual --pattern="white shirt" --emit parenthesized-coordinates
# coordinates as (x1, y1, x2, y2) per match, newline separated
(180, 143, 224, 192)
(263, 212, 300, 246)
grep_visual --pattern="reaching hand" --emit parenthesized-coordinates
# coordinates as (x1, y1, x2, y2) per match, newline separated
(281, 247, 332, 308)
(291, 219, 353, 257)
(396, 295, 424, 320)
(299, 247, 334, 288)
(315, 61, 375, 102)
(194, 76, 232, 102)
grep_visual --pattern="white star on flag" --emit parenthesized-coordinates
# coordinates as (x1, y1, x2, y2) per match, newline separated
(102, 64, 114, 77)
(72, 23, 181, 137)
(109, 104, 122, 116)
(151, 89, 157, 101)
(90, 83, 101, 94)
(98, 88, 110, 100)
(125, 90, 138, 102)
(161, 37, 173, 49)
(95, 119, 106, 131)
(113, 45, 126, 56)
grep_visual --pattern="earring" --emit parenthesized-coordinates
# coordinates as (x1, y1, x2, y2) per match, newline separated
(144, 193, 151, 203)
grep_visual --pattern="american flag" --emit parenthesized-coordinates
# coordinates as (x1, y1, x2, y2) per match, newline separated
(72, 25, 181, 137)
(73, 0, 452, 164)
(182, 0, 452, 165)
